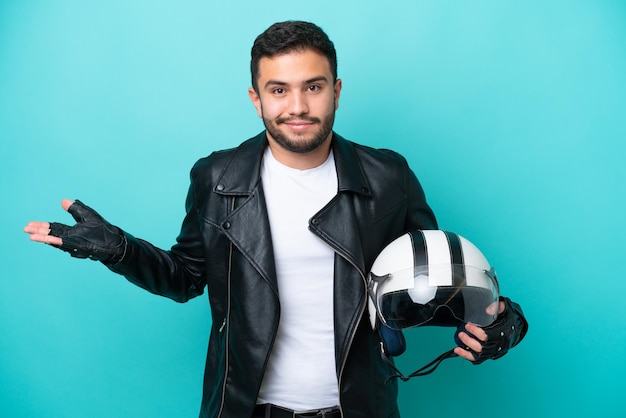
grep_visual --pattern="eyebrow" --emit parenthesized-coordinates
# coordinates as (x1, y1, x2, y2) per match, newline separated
(263, 75, 329, 89)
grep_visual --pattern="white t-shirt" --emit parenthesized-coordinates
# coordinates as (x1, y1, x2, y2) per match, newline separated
(256, 146, 339, 410)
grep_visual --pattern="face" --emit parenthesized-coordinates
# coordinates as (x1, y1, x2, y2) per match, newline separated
(249, 49, 342, 156)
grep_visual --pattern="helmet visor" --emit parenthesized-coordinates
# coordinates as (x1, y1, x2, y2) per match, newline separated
(370, 265, 500, 330)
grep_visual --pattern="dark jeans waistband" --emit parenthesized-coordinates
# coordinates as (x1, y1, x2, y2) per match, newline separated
(253, 403, 341, 418)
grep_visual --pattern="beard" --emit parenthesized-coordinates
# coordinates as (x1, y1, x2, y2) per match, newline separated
(263, 110, 335, 154)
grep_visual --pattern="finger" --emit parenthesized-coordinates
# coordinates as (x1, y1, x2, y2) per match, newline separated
(30, 233, 63, 246)
(453, 346, 476, 362)
(23, 221, 51, 234)
(465, 323, 488, 342)
(486, 301, 500, 316)
(498, 301, 505, 315)
(457, 331, 483, 353)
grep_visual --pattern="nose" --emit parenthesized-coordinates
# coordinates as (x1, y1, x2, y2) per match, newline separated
(288, 91, 308, 115)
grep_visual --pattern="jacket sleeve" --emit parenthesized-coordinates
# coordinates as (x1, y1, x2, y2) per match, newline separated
(106, 169, 207, 303)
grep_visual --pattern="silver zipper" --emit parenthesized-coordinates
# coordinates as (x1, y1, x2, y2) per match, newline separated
(335, 251, 367, 418)
(217, 198, 236, 417)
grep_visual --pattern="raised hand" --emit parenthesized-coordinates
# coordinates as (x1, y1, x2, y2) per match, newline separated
(24, 199, 126, 263)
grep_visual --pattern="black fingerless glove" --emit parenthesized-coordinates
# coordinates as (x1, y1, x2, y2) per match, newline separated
(466, 296, 528, 364)
(49, 200, 126, 264)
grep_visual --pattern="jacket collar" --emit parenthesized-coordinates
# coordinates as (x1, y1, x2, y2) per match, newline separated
(215, 131, 373, 197)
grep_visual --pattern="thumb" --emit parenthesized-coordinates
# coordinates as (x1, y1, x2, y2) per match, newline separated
(61, 199, 74, 212)
(65, 199, 105, 224)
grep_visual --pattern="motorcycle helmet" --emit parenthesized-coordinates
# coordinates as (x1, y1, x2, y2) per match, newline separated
(368, 230, 500, 333)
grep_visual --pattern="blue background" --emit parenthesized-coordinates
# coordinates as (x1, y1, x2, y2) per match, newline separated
(1, 1, 625, 417)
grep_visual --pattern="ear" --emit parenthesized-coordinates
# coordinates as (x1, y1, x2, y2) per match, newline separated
(333, 78, 342, 110)
(248, 87, 263, 118)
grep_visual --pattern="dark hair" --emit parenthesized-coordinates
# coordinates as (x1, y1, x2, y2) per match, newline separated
(250, 21, 337, 91)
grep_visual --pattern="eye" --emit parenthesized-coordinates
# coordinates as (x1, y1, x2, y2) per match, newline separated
(272, 87, 285, 95)
(308, 85, 321, 92)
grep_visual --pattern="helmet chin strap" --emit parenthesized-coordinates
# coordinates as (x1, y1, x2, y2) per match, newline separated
(377, 324, 459, 383)
(380, 344, 458, 383)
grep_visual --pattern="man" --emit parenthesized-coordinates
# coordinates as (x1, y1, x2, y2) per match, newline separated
(24, 21, 526, 418)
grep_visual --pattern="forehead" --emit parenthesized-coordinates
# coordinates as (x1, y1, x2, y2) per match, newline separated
(257, 49, 333, 85)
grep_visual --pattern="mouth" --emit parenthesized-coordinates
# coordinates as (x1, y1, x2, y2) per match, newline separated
(278, 117, 320, 132)
(285, 121, 315, 131)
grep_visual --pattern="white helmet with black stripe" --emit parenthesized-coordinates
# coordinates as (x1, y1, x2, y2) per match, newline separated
(367, 230, 500, 331)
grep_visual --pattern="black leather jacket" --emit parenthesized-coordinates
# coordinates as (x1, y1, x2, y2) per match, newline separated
(109, 132, 437, 417)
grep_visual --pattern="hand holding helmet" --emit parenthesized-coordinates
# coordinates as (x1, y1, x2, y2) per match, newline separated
(367, 230, 528, 381)
(455, 296, 528, 364)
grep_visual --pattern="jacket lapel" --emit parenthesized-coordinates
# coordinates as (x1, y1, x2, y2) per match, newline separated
(309, 134, 373, 278)
(214, 133, 278, 292)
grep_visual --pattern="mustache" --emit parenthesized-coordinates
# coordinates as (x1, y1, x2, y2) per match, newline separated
(275, 116, 321, 124)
